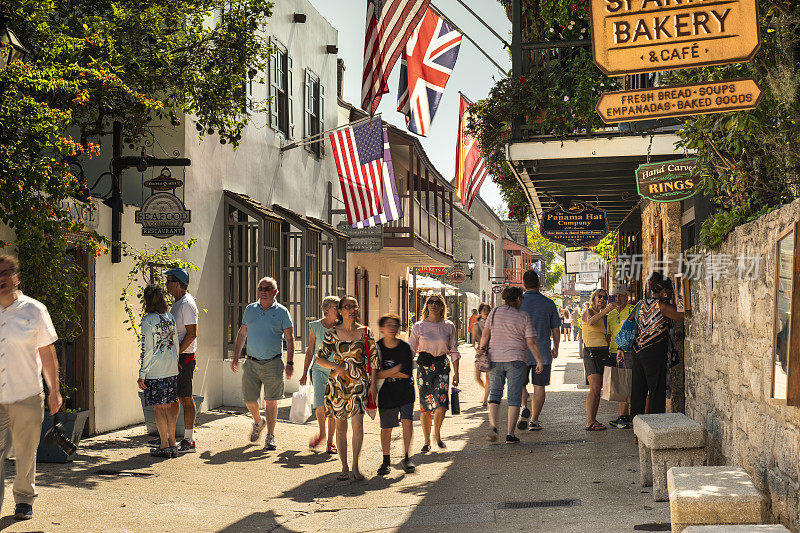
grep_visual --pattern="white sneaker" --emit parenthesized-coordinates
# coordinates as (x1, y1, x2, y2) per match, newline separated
(249, 420, 266, 442)
(265, 433, 276, 450)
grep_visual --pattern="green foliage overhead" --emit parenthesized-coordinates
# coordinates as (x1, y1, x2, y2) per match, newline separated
(1, 0, 274, 340)
(665, 2, 800, 248)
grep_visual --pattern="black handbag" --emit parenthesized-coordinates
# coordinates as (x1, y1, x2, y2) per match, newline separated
(451, 387, 461, 415)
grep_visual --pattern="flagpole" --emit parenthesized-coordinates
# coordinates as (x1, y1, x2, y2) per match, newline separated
(453, 0, 510, 49)
(429, 3, 508, 77)
(280, 114, 380, 152)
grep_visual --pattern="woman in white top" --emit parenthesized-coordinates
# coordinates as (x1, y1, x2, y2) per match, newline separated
(409, 294, 460, 452)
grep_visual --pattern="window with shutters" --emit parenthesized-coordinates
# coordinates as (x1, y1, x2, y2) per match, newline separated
(268, 38, 293, 138)
(304, 69, 325, 158)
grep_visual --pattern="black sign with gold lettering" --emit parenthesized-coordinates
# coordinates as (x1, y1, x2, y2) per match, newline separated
(541, 200, 609, 247)
(636, 157, 699, 203)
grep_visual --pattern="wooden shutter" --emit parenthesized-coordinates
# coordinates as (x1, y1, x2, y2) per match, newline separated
(287, 54, 294, 138)
(268, 38, 278, 128)
(304, 69, 312, 152)
(319, 83, 325, 156)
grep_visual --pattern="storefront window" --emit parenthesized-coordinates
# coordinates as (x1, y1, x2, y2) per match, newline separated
(773, 222, 800, 405)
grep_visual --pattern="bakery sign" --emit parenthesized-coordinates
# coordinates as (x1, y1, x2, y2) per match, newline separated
(541, 200, 609, 247)
(590, 0, 761, 76)
(134, 193, 191, 238)
(636, 157, 700, 202)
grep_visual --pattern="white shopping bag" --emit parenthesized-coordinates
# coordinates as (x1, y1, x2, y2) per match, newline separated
(289, 385, 312, 424)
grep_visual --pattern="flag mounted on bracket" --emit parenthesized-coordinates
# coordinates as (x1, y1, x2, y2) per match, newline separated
(352, 127, 404, 228)
(397, 9, 462, 136)
(362, 0, 431, 115)
(329, 117, 387, 226)
(455, 94, 489, 210)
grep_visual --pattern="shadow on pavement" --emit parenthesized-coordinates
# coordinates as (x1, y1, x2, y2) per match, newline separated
(35, 451, 158, 490)
(199, 444, 272, 465)
(216, 510, 298, 532)
(276, 449, 337, 469)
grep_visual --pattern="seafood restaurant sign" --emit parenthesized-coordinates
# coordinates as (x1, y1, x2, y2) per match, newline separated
(590, 0, 761, 76)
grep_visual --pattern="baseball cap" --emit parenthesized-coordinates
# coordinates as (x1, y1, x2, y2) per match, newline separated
(611, 285, 628, 296)
(163, 268, 189, 285)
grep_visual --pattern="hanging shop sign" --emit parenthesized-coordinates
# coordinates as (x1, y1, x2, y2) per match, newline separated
(419, 266, 447, 276)
(337, 222, 383, 252)
(596, 79, 762, 123)
(590, 0, 761, 76)
(636, 157, 700, 202)
(144, 166, 184, 191)
(541, 200, 609, 247)
(449, 268, 467, 285)
(134, 192, 191, 238)
(492, 285, 504, 294)
(565, 249, 605, 274)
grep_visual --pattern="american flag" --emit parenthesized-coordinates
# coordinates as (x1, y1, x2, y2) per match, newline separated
(353, 128, 404, 228)
(397, 9, 462, 136)
(329, 117, 386, 226)
(455, 94, 489, 210)
(361, 0, 431, 115)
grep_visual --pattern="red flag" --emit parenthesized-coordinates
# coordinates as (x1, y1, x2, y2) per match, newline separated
(455, 94, 489, 210)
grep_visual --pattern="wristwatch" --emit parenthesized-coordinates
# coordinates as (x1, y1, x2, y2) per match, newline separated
(286, 360, 294, 366)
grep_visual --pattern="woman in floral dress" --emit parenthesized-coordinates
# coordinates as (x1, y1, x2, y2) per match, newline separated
(316, 296, 379, 481)
(409, 294, 460, 452)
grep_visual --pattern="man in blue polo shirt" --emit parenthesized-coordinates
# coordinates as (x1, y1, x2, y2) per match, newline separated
(231, 277, 294, 450)
(517, 270, 560, 431)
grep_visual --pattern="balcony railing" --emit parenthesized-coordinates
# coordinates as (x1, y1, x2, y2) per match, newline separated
(384, 195, 453, 258)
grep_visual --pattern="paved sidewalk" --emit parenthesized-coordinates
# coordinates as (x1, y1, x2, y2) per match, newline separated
(3, 339, 670, 532)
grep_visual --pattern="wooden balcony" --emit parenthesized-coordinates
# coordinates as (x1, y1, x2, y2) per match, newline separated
(379, 127, 454, 267)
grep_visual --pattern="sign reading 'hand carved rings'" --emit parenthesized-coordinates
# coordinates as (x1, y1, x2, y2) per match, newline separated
(636, 157, 700, 202)
(590, 0, 761, 76)
(596, 78, 763, 123)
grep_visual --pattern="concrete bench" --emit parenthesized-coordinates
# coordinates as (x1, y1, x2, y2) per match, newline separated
(683, 526, 789, 532)
(633, 413, 706, 501)
(668, 467, 766, 533)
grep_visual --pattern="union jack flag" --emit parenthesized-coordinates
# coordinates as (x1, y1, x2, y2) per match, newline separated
(397, 9, 462, 136)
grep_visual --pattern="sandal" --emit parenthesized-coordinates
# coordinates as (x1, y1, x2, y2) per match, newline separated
(336, 472, 350, 481)
(585, 421, 607, 431)
(309, 435, 323, 449)
(326, 443, 338, 454)
(421, 444, 431, 453)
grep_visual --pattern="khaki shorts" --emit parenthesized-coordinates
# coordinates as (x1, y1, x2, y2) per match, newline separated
(242, 357, 285, 402)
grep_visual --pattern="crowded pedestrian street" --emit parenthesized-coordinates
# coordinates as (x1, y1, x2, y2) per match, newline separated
(10, 340, 669, 533)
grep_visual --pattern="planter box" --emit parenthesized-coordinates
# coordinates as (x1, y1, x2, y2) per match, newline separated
(37, 410, 90, 463)
(138, 392, 203, 438)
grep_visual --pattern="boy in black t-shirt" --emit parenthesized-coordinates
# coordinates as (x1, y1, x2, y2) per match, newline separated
(376, 314, 416, 475)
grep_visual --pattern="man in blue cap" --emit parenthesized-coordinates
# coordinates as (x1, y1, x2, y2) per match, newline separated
(163, 267, 199, 452)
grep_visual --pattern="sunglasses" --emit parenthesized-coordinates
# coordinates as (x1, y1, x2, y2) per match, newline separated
(341, 303, 358, 310)
(428, 300, 444, 306)
(596, 294, 608, 300)
(258, 286, 275, 292)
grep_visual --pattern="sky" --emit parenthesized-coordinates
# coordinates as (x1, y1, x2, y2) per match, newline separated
(309, 0, 511, 212)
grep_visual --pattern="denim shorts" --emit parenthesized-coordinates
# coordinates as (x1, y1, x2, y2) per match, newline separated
(488, 360, 528, 408)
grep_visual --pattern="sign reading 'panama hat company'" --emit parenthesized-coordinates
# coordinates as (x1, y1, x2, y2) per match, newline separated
(590, 0, 761, 76)
(541, 200, 609, 247)
(636, 157, 700, 202)
(596, 78, 763, 123)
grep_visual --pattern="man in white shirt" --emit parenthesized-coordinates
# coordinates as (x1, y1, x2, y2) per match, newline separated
(163, 268, 198, 453)
(0, 254, 62, 520)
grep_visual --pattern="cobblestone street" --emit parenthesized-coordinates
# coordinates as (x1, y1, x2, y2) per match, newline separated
(4, 340, 670, 532)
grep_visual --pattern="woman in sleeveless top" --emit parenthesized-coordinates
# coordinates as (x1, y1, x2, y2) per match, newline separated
(581, 288, 615, 431)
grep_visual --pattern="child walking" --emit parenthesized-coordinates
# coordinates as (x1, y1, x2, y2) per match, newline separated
(376, 314, 416, 475)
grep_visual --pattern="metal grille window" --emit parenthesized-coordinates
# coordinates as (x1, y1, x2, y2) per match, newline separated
(281, 220, 304, 350)
(304, 69, 325, 157)
(305, 231, 320, 331)
(269, 38, 294, 138)
(336, 238, 347, 297)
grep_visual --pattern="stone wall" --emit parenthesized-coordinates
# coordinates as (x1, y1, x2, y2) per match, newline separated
(641, 200, 685, 413)
(684, 198, 800, 531)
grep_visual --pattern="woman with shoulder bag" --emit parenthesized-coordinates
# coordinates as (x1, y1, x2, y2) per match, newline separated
(409, 294, 460, 452)
(315, 296, 379, 481)
(620, 272, 684, 419)
(479, 287, 543, 444)
(581, 288, 616, 431)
